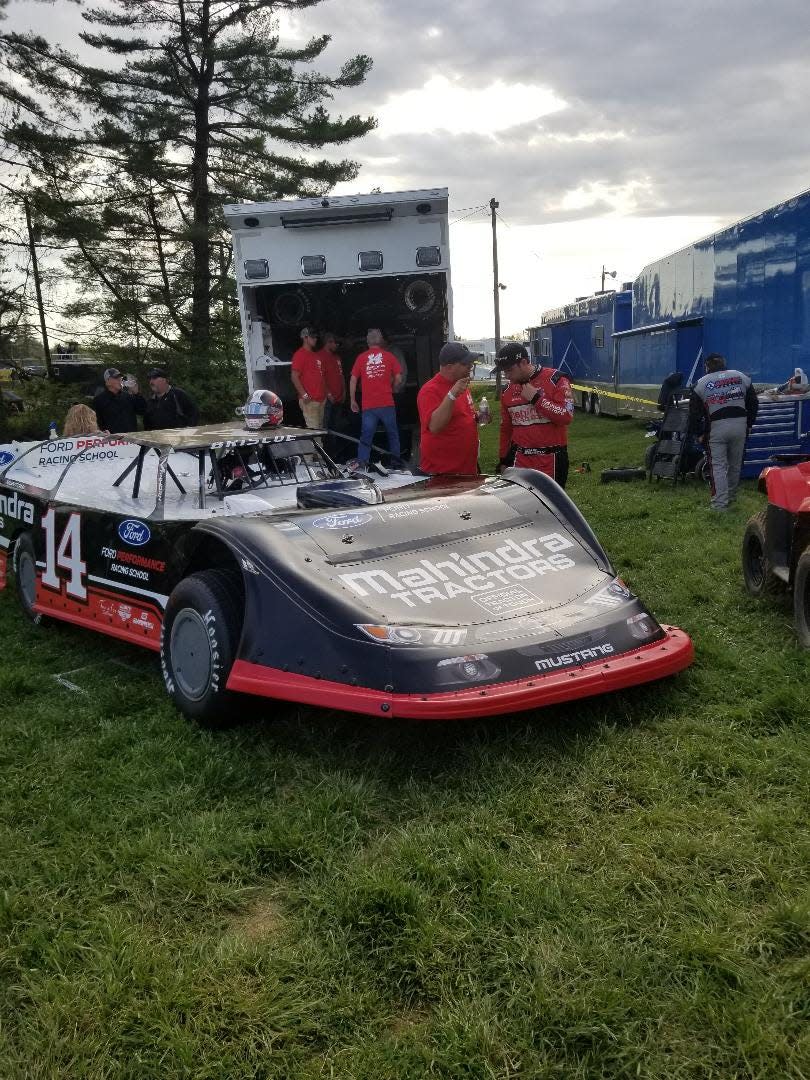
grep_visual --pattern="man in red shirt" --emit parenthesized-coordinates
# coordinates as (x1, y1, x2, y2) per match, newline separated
(290, 327, 327, 428)
(417, 341, 486, 476)
(320, 332, 345, 411)
(496, 342, 573, 487)
(349, 328, 403, 467)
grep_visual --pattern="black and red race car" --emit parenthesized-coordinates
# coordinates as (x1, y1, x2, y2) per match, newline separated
(0, 424, 693, 725)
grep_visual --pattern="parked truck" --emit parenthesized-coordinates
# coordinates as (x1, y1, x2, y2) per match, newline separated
(223, 188, 452, 458)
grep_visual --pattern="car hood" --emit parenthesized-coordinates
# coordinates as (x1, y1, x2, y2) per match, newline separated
(210, 481, 611, 628)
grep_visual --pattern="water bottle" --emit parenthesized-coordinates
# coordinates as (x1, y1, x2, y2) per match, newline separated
(478, 396, 490, 425)
(48, 419, 58, 439)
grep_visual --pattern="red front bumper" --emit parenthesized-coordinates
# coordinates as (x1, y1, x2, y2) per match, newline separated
(226, 627, 694, 720)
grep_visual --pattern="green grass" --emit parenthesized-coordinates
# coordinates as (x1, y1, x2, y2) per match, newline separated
(1, 413, 809, 1079)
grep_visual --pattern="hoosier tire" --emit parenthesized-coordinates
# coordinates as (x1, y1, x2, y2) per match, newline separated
(793, 549, 810, 649)
(741, 511, 782, 598)
(13, 532, 42, 624)
(161, 569, 244, 727)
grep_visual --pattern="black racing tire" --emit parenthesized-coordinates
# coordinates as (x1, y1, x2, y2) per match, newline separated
(793, 548, 810, 649)
(399, 277, 438, 320)
(741, 511, 781, 599)
(600, 466, 646, 483)
(161, 568, 244, 728)
(12, 532, 42, 625)
(272, 288, 315, 328)
(592, 394, 602, 416)
(583, 392, 593, 414)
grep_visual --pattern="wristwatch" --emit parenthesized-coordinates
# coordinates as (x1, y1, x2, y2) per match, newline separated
(447, 390, 458, 401)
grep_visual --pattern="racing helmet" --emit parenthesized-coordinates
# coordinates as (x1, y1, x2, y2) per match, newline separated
(243, 389, 283, 430)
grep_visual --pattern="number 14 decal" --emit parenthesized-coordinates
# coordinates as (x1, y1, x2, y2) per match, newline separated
(41, 509, 87, 600)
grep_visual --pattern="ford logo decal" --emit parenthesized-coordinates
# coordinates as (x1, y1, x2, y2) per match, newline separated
(118, 519, 151, 546)
(312, 511, 374, 530)
(0, 450, 15, 467)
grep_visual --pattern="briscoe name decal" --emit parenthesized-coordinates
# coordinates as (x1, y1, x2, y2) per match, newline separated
(535, 643, 615, 671)
(0, 490, 34, 525)
(339, 533, 576, 608)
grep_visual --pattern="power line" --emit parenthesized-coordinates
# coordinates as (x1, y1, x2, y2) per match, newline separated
(449, 206, 488, 226)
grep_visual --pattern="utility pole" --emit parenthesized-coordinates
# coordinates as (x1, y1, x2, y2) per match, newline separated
(24, 197, 52, 377)
(601, 264, 616, 292)
(491, 197, 502, 398)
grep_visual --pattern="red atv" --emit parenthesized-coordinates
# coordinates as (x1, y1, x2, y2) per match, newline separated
(742, 459, 810, 647)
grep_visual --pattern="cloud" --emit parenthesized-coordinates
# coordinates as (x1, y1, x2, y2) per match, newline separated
(6, 0, 810, 333)
(375, 76, 566, 137)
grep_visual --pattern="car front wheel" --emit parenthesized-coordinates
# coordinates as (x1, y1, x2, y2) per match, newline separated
(793, 549, 810, 649)
(161, 568, 243, 727)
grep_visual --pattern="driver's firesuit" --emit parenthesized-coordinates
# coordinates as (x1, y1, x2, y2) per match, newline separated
(499, 365, 574, 487)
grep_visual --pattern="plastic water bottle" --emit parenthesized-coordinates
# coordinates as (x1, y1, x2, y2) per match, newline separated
(478, 397, 490, 425)
(48, 419, 58, 439)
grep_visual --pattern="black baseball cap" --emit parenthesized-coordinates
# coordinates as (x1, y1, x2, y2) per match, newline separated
(438, 342, 481, 366)
(103, 367, 123, 380)
(147, 367, 168, 379)
(495, 342, 530, 368)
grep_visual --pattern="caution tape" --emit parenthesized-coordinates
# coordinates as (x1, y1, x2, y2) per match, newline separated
(570, 383, 659, 409)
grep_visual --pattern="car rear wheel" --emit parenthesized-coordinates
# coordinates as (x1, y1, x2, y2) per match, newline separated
(592, 394, 602, 416)
(13, 532, 42, 624)
(583, 393, 593, 414)
(793, 549, 810, 649)
(741, 512, 781, 598)
(161, 568, 243, 727)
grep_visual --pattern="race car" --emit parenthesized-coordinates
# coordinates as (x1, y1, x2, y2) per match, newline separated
(0, 423, 693, 725)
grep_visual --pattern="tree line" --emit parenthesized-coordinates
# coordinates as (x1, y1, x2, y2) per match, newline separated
(0, 0, 375, 377)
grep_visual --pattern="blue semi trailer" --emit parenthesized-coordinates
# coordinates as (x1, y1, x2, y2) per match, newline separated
(529, 186, 810, 473)
(528, 287, 632, 413)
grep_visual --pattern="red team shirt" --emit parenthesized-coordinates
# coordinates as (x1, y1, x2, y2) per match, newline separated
(319, 349, 345, 402)
(291, 347, 327, 401)
(417, 372, 479, 475)
(499, 365, 573, 474)
(351, 349, 401, 410)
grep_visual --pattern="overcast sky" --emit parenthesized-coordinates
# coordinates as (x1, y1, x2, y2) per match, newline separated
(6, 0, 810, 336)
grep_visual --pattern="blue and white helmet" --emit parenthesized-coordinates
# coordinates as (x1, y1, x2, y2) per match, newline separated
(244, 389, 283, 430)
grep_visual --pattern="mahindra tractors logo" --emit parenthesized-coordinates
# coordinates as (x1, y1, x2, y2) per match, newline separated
(118, 519, 151, 546)
(339, 533, 576, 609)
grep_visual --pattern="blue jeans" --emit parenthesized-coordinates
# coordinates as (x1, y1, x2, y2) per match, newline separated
(359, 406, 400, 463)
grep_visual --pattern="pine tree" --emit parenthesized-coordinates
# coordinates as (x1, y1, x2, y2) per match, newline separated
(3, 1, 375, 364)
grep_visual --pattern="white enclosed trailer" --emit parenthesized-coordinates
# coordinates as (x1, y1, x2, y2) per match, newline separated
(223, 188, 452, 451)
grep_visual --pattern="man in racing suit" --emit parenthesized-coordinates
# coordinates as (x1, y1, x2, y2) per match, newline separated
(496, 342, 574, 487)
